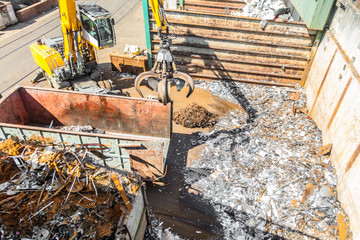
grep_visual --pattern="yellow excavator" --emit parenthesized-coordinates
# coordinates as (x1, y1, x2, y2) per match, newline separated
(30, 0, 193, 103)
(30, 0, 116, 93)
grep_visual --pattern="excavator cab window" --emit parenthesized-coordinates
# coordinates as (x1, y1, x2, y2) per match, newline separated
(81, 13, 97, 39)
(94, 18, 113, 48)
(79, 4, 115, 49)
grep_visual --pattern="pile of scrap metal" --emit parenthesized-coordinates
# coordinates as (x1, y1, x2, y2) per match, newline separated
(0, 137, 144, 239)
(173, 103, 217, 128)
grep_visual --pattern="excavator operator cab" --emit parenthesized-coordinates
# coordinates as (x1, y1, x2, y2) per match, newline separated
(78, 3, 116, 49)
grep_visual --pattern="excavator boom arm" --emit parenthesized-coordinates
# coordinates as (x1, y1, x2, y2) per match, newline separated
(135, 0, 194, 104)
(149, 0, 168, 31)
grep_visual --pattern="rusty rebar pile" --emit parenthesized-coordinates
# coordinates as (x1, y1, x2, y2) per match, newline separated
(174, 103, 217, 128)
(0, 137, 141, 239)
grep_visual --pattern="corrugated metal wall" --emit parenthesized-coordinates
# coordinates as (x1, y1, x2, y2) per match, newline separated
(304, 2, 360, 236)
(147, 6, 315, 87)
(183, 0, 246, 14)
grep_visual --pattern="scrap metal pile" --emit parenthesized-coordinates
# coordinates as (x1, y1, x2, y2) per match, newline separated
(231, 0, 293, 21)
(186, 81, 351, 239)
(174, 103, 217, 128)
(0, 137, 142, 239)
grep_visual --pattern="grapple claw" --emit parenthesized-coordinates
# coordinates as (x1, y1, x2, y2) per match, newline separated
(134, 71, 159, 97)
(134, 70, 194, 105)
(173, 71, 194, 98)
(158, 78, 171, 105)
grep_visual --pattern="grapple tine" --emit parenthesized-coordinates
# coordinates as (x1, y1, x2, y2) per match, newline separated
(158, 77, 171, 105)
(173, 71, 194, 98)
(134, 71, 159, 97)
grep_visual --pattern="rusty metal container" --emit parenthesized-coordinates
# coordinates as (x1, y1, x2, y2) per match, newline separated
(0, 86, 172, 180)
(110, 52, 149, 75)
(122, 185, 148, 240)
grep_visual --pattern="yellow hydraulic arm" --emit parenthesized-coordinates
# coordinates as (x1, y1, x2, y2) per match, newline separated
(30, 0, 115, 89)
(135, 0, 194, 105)
(58, 0, 88, 76)
(59, 0, 81, 63)
(149, 0, 168, 31)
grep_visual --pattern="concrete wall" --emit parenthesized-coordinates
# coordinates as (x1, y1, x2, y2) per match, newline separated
(304, 0, 360, 237)
(16, 0, 57, 22)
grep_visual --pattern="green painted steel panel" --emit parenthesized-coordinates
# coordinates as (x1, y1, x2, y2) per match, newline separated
(0, 127, 6, 139)
(142, 0, 153, 69)
(22, 129, 41, 140)
(2, 127, 22, 140)
(290, 0, 335, 30)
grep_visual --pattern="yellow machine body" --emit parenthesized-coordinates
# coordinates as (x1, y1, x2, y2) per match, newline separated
(30, 43, 65, 78)
(149, 0, 168, 31)
(30, 0, 115, 88)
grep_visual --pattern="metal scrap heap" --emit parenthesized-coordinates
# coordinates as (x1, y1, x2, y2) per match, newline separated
(186, 81, 351, 239)
(0, 137, 142, 239)
(174, 103, 217, 128)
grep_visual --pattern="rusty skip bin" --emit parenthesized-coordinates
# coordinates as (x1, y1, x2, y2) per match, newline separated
(0, 87, 172, 180)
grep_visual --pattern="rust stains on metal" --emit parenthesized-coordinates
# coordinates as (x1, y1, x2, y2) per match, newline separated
(327, 77, 353, 130)
(126, 141, 166, 181)
(0, 87, 172, 180)
(148, 9, 314, 87)
(111, 174, 133, 211)
(184, 0, 246, 14)
(0, 87, 171, 139)
(155, 18, 312, 39)
(300, 31, 323, 87)
(110, 52, 149, 75)
(328, 31, 360, 83)
(345, 143, 360, 173)
(309, 49, 338, 116)
(316, 144, 333, 156)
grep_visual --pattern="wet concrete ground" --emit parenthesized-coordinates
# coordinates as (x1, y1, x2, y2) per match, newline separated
(126, 80, 247, 239)
(146, 132, 223, 239)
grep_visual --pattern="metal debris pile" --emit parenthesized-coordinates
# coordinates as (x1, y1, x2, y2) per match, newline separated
(230, 0, 293, 21)
(0, 137, 142, 239)
(174, 103, 217, 128)
(186, 81, 351, 239)
(55, 125, 94, 132)
(111, 71, 137, 79)
(145, 213, 183, 240)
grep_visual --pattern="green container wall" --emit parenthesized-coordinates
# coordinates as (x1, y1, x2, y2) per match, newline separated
(290, 0, 335, 30)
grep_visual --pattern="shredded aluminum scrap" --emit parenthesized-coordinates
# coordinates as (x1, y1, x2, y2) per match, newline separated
(145, 212, 183, 240)
(230, 0, 293, 21)
(185, 80, 351, 239)
(0, 137, 142, 239)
